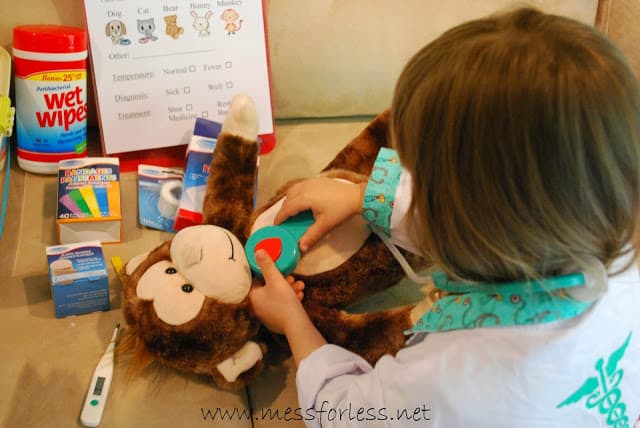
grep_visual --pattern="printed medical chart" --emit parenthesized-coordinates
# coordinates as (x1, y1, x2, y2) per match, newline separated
(83, 1, 274, 154)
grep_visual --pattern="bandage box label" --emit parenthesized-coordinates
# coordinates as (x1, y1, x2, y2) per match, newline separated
(47, 240, 110, 318)
(56, 157, 122, 244)
(138, 164, 184, 232)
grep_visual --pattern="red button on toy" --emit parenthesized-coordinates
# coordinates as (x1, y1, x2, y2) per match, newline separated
(254, 238, 282, 262)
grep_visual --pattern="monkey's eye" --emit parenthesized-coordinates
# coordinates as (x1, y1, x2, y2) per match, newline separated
(165, 267, 177, 274)
(182, 284, 194, 293)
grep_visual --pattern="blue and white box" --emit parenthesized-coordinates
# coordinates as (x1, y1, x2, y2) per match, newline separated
(138, 164, 184, 232)
(46, 240, 110, 318)
(173, 118, 222, 231)
(172, 117, 261, 231)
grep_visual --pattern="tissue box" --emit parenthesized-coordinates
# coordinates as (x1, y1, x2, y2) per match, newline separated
(46, 240, 110, 318)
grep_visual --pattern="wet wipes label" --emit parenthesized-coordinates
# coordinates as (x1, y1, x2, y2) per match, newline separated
(15, 70, 87, 155)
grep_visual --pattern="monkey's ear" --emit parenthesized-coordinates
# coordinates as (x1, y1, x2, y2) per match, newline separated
(125, 251, 150, 276)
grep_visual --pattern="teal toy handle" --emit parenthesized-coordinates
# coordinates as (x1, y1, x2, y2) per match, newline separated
(279, 210, 314, 241)
(245, 211, 315, 277)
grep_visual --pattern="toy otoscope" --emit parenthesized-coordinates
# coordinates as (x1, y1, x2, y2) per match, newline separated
(245, 211, 314, 277)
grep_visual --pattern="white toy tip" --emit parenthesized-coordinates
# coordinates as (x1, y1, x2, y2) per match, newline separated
(221, 94, 259, 141)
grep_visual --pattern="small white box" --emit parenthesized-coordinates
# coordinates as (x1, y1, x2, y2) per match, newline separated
(47, 241, 110, 318)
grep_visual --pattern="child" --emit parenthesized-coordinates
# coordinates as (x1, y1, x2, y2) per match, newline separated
(249, 7, 640, 427)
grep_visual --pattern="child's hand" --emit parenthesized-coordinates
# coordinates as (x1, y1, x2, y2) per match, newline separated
(249, 249, 306, 335)
(274, 177, 367, 251)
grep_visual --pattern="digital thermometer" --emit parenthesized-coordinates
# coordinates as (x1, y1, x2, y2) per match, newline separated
(80, 323, 119, 427)
(245, 211, 315, 277)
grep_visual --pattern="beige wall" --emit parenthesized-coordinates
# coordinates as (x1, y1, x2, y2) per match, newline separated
(0, 0, 86, 49)
(1, 0, 92, 120)
(597, 0, 640, 76)
(265, 0, 597, 118)
(5, 0, 638, 121)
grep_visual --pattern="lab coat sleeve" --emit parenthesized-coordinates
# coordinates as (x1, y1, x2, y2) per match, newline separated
(296, 344, 421, 428)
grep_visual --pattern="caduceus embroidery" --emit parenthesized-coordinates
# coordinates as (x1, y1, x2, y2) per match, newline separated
(557, 332, 632, 428)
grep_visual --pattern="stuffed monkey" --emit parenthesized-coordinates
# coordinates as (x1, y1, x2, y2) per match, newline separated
(120, 95, 427, 390)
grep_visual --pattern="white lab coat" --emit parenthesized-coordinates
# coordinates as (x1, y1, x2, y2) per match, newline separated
(296, 169, 640, 427)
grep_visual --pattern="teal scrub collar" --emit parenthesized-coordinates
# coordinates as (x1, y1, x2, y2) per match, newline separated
(431, 271, 586, 294)
(405, 271, 601, 335)
(368, 219, 608, 335)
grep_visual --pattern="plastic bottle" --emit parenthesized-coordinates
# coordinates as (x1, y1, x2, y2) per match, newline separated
(13, 25, 88, 174)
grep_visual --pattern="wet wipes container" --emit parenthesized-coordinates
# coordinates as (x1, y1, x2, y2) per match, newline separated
(13, 25, 88, 174)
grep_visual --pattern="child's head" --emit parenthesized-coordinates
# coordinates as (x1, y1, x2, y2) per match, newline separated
(391, 7, 640, 281)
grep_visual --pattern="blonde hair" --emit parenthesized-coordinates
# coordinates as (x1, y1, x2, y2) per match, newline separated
(391, 8, 640, 282)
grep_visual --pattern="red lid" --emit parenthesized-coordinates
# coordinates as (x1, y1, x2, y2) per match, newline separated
(255, 238, 283, 262)
(13, 25, 87, 53)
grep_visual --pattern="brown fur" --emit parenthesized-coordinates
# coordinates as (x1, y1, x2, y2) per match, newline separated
(118, 329, 156, 380)
(202, 133, 258, 241)
(323, 110, 392, 175)
(121, 110, 426, 390)
(250, 115, 422, 309)
(305, 302, 414, 365)
(121, 237, 264, 388)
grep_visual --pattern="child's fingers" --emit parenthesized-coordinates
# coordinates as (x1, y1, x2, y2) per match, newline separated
(299, 222, 328, 252)
(292, 280, 305, 292)
(255, 249, 286, 284)
(248, 283, 265, 310)
(285, 276, 304, 288)
(274, 196, 310, 225)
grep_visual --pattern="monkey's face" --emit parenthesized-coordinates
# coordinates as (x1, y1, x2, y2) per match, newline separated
(132, 225, 251, 325)
(222, 10, 239, 23)
(122, 225, 263, 385)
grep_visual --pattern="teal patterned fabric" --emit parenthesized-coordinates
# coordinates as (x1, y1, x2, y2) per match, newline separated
(362, 148, 402, 236)
(406, 272, 594, 334)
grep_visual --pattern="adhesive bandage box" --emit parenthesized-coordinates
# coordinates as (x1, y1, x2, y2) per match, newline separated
(173, 118, 222, 231)
(138, 164, 184, 232)
(46, 240, 110, 318)
(56, 157, 122, 244)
